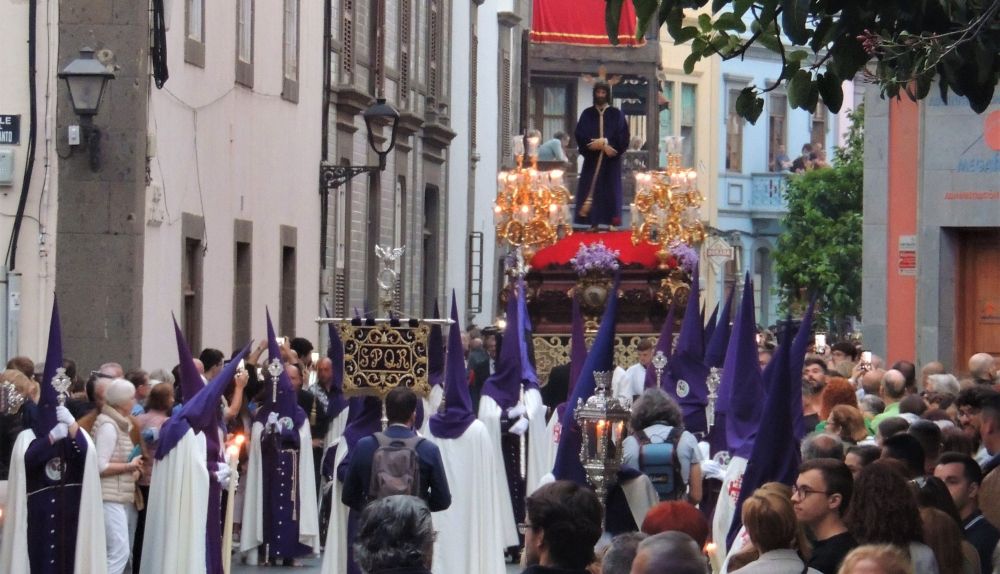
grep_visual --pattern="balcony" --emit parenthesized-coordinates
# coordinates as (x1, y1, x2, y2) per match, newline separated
(749, 172, 789, 215)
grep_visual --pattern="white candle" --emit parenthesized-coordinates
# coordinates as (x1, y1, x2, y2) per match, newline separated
(512, 136, 525, 157)
(527, 136, 540, 157)
(630, 203, 638, 223)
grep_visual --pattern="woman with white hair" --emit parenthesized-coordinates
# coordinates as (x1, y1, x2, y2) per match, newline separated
(95, 377, 143, 574)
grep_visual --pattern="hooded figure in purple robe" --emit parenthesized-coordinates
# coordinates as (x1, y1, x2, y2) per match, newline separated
(725, 300, 814, 550)
(664, 266, 710, 436)
(574, 81, 630, 227)
(703, 288, 734, 455)
(240, 310, 320, 564)
(320, 393, 383, 574)
(0, 299, 107, 574)
(141, 319, 251, 574)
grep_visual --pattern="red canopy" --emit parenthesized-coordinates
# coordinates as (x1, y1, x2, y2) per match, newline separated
(529, 230, 663, 269)
(530, 0, 644, 47)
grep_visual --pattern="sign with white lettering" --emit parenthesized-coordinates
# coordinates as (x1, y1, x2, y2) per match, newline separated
(705, 237, 734, 267)
(0, 115, 20, 145)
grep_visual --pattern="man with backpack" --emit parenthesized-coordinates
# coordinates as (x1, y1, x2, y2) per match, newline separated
(341, 387, 451, 512)
(621, 388, 704, 504)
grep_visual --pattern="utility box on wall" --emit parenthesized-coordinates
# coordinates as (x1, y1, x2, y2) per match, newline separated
(0, 149, 14, 186)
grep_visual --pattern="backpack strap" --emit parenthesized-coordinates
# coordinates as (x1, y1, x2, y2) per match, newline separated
(666, 427, 685, 490)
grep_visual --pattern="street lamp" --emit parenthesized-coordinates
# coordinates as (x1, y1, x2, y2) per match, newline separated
(58, 47, 116, 171)
(320, 97, 400, 189)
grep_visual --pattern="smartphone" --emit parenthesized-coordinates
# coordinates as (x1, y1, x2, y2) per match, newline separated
(311, 351, 320, 364)
(861, 351, 872, 364)
(814, 334, 826, 350)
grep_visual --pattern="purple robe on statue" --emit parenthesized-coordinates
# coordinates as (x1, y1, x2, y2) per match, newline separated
(25, 431, 88, 574)
(574, 105, 629, 226)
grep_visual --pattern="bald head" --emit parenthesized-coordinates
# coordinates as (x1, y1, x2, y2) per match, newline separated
(881, 369, 907, 401)
(630, 532, 706, 574)
(969, 353, 997, 383)
(316, 357, 334, 388)
(860, 368, 885, 396)
(99, 362, 124, 379)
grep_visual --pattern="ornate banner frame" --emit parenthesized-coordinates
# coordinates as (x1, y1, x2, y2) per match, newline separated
(321, 318, 438, 399)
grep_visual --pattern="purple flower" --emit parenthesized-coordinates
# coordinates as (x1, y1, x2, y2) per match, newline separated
(570, 241, 621, 276)
(669, 241, 699, 273)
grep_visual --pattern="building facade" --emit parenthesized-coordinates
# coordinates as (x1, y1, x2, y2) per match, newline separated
(710, 45, 850, 327)
(862, 86, 1000, 371)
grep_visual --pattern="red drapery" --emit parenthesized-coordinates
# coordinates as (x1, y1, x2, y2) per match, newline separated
(529, 231, 664, 269)
(530, 0, 644, 47)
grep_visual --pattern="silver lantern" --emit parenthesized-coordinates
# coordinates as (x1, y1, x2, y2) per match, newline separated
(574, 370, 632, 500)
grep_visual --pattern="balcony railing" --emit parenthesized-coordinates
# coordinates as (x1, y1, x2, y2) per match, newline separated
(750, 173, 789, 211)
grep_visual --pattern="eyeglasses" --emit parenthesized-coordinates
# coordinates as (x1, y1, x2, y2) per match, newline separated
(791, 485, 830, 498)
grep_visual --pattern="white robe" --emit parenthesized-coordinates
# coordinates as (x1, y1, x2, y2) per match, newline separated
(477, 395, 521, 547)
(0, 428, 107, 574)
(712, 455, 747, 559)
(524, 388, 550, 495)
(240, 421, 321, 555)
(428, 384, 444, 414)
(429, 420, 508, 574)
(319, 437, 352, 574)
(139, 428, 211, 574)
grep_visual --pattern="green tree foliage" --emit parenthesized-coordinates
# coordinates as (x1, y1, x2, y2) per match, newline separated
(611, 0, 1000, 123)
(773, 106, 864, 332)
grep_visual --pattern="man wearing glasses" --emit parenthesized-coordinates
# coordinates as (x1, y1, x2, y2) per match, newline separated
(791, 459, 857, 574)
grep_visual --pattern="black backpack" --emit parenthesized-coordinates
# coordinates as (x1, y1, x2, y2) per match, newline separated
(636, 426, 685, 501)
(367, 432, 424, 501)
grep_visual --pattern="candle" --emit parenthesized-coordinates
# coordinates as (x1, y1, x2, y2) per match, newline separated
(630, 203, 638, 223)
(527, 136, 540, 157)
(512, 136, 525, 157)
(550, 169, 564, 185)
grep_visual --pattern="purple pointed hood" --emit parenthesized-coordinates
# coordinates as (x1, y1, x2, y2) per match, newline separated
(173, 315, 206, 404)
(704, 288, 734, 368)
(644, 301, 676, 390)
(430, 292, 477, 439)
(326, 318, 350, 419)
(703, 302, 719, 349)
(33, 299, 64, 436)
(718, 274, 764, 458)
(481, 286, 524, 410)
(254, 309, 306, 428)
(427, 301, 445, 388)
(555, 293, 589, 421)
(665, 265, 709, 435)
(552, 275, 621, 486)
(341, 395, 383, 449)
(789, 297, 816, 441)
(727, 313, 801, 548)
(517, 279, 539, 390)
(157, 332, 253, 458)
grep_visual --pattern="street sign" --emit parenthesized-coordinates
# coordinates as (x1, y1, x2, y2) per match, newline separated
(0, 115, 20, 145)
(705, 237, 734, 267)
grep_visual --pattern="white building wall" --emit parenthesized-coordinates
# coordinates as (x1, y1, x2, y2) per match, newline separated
(445, 0, 472, 319)
(471, 2, 503, 327)
(0, 0, 60, 362)
(142, 0, 323, 366)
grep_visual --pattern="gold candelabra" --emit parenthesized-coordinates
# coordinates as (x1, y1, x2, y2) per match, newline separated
(494, 135, 573, 260)
(630, 141, 706, 269)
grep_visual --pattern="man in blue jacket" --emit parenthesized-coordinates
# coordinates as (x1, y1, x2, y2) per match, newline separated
(342, 387, 451, 512)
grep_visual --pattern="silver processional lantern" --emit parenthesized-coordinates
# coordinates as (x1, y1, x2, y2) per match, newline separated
(574, 370, 632, 500)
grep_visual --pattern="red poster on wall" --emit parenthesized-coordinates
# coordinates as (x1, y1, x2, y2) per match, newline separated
(530, 0, 645, 46)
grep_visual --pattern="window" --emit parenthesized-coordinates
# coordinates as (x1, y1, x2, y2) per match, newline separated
(427, 0, 441, 97)
(680, 83, 696, 168)
(233, 220, 253, 350)
(529, 82, 573, 144)
(236, 0, 254, 86)
(185, 0, 205, 67)
(422, 185, 440, 316)
(768, 94, 787, 171)
(726, 88, 743, 173)
(811, 104, 827, 149)
(365, 172, 382, 310)
(182, 214, 205, 351)
(282, 0, 300, 102)
(280, 226, 297, 336)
